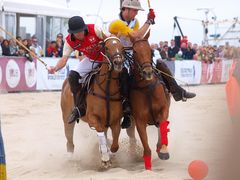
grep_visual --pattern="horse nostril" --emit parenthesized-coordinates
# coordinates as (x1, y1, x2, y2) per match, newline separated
(113, 59, 123, 66)
(113, 59, 123, 72)
(143, 67, 153, 80)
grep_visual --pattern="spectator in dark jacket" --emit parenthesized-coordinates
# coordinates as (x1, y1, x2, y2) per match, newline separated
(1, 39, 11, 56)
(56, 33, 64, 57)
(160, 45, 169, 60)
(185, 42, 196, 60)
(9, 39, 18, 56)
(180, 42, 188, 59)
(168, 39, 179, 60)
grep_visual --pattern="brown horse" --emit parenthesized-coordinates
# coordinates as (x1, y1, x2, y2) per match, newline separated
(126, 31, 171, 170)
(61, 35, 124, 168)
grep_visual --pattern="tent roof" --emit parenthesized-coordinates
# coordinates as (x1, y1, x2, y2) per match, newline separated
(1, 0, 81, 18)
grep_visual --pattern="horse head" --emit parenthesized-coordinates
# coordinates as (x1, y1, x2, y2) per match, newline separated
(129, 31, 153, 80)
(101, 33, 124, 72)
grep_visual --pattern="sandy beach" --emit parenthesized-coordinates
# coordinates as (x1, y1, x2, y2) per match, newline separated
(0, 84, 238, 180)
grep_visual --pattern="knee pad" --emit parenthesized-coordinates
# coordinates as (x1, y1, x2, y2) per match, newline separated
(68, 70, 81, 94)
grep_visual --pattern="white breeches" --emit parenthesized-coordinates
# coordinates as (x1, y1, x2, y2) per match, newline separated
(73, 57, 99, 82)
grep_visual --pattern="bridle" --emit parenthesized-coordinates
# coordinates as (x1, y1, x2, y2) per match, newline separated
(132, 39, 153, 77)
(100, 36, 124, 70)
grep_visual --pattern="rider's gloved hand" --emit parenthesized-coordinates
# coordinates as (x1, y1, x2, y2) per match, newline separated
(47, 66, 56, 74)
(146, 9, 155, 25)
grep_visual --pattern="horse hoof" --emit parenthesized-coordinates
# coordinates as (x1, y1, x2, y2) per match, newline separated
(101, 160, 112, 169)
(158, 152, 170, 160)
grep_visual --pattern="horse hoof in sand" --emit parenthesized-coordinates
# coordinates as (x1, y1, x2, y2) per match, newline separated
(157, 144, 170, 160)
(101, 159, 112, 169)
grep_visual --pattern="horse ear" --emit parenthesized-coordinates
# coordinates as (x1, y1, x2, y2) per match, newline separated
(143, 30, 150, 40)
(101, 32, 108, 40)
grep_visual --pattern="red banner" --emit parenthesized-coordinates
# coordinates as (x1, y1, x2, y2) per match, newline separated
(211, 60, 223, 83)
(0, 57, 37, 92)
(200, 61, 223, 84)
(200, 62, 210, 84)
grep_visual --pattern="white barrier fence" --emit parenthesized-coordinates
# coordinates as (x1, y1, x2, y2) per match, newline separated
(0, 57, 236, 92)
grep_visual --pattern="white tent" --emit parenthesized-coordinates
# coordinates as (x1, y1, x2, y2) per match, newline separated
(1, 0, 81, 18)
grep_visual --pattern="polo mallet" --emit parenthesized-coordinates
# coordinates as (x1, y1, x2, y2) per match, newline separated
(147, 0, 155, 24)
(143, 0, 154, 38)
(0, 26, 49, 69)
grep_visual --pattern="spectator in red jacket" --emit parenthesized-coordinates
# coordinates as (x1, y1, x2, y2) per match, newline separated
(46, 41, 59, 57)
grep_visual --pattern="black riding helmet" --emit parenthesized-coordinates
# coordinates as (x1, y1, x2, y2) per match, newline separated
(68, 16, 88, 33)
(68, 16, 88, 41)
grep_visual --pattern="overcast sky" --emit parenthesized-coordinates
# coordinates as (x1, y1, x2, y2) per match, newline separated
(49, 0, 239, 46)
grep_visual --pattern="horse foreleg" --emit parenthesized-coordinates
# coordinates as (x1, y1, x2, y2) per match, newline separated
(126, 119, 136, 143)
(135, 120, 152, 170)
(126, 120, 137, 153)
(96, 131, 111, 168)
(110, 122, 121, 153)
(61, 79, 75, 153)
(63, 121, 75, 153)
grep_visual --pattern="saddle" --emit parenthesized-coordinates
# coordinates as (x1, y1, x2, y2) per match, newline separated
(76, 67, 100, 113)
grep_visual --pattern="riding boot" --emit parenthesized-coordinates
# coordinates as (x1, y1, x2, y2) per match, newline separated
(120, 67, 132, 129)
(68, 70, 86, 124)
(156, 60, 196, 101)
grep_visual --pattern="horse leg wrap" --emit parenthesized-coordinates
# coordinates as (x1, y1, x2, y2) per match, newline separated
(97, 132, 109, 161)
(160, 120, 170, 146)
(143, 155, 152, 170)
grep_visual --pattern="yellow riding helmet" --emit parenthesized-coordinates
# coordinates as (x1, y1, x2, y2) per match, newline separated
(121, 0, 144, 11)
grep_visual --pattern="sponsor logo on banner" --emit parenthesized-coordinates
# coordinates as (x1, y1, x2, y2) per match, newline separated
(24, 61, 37, 88)
(181, 66, 195, 78)
(6, 59, 21, 88)
(36, 57, 70, 90)
(47, 68, 66, 80)
(175, 61, 201, 85)
(0, 65, 2, 85)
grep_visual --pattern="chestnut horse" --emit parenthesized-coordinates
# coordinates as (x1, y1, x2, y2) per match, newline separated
(61, 35, 124, 168)
(126, 31, 171, 170)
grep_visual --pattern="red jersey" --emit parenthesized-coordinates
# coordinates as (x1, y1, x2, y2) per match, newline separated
(66, 24, 103, 61)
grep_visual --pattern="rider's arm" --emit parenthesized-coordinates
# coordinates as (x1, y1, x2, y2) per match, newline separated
(53, 55, 68, 72)
(109, 19, 150, 39)
(109, 20, 133, 36)
(134, 9, 155, 38)
(131, 22, 150, 38)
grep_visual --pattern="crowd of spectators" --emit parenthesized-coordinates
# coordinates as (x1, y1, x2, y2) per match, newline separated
(151, 39, 240, 64)
(1, 33, 240, 63)
(0, 33, 65, 60)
